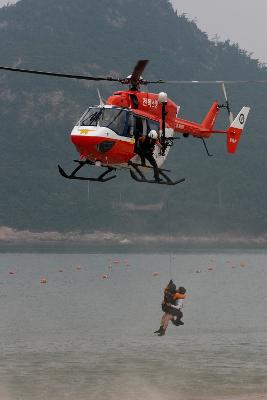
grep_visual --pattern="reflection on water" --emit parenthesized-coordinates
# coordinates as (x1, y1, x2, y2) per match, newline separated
(0, 252, 267, 400)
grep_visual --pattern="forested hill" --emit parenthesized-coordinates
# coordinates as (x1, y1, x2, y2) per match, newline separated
(0, 0, 266, 237)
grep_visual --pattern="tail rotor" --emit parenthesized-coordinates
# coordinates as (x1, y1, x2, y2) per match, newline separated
(220, 83, 250, 153)
(221, 83, 234, 124)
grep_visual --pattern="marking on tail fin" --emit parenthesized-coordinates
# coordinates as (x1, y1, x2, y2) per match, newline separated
(227, 106, 250, 153)
(229, 137, 237, 144)
(230, 106, 250, 129)
(239, 114, 245, 124)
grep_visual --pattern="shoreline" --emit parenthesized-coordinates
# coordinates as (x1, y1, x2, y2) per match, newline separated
(199, 395, 267, 400)
(0, 241, 267, 254)
(0, 226, 266, 253)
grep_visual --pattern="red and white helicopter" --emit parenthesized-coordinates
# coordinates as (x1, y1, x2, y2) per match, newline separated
(0, 60, 250, 185)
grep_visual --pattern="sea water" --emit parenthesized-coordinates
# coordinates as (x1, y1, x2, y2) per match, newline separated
(0, 251, 266, 400)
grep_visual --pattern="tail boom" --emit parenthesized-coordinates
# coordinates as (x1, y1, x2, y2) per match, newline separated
(173, 103, 250, 153)
(174, 102, 220, 137)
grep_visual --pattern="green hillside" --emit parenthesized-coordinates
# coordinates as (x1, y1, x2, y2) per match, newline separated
(0, 0, 266, 236)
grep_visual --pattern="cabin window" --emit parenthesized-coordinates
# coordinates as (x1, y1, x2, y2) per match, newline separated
(126, 113, 134, 137)
(134, 116, 147, 137)
(147, 119, 160, 133)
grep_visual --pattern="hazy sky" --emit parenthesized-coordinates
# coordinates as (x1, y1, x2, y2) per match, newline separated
(0, 0, 16, 6)
(0, 0, 266, 64)
(170, 0, 267, 64)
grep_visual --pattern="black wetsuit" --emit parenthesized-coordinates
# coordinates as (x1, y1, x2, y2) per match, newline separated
(138, 136, 160, 181)
(161, 288, 176, 314)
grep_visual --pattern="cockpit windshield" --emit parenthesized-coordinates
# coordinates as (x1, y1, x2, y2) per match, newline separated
(79, 107, 131, 137)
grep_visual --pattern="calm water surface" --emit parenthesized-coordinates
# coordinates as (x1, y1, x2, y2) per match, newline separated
(0, 252, 266, 400)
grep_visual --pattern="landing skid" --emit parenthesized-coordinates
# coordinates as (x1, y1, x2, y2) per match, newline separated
(129, 163, 185, 186)
(58, 160, 116, 182)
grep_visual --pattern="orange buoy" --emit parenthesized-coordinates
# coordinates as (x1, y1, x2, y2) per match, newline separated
(76, 266, 81, 271)
(152, 272, 160, 277)
(240, 262, 246, 267)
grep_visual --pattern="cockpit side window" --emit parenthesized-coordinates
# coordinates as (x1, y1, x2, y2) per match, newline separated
(79, 108, 155, 140)
(104, 109, 132, 137)
(80, 107, 101, 126)
(104, 109, 125, 133)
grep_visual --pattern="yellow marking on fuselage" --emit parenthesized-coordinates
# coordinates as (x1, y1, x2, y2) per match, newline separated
(78, 129, 96, 135)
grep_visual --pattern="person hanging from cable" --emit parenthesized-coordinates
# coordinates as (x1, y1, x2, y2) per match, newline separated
(154, 281, 187, 336)
(154, 280, 176, 336)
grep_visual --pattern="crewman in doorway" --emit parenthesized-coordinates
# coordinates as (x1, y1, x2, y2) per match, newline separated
(137, 130, 161, 182)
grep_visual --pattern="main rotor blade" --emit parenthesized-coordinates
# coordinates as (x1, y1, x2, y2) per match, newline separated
(145, 79, 267, 84)
(130, 60, 149, 86)
(2, 64, 267, 85)
(0, 65, 122, 82)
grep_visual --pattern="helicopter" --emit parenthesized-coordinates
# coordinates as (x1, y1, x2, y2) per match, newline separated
(0, 60, 250, 186)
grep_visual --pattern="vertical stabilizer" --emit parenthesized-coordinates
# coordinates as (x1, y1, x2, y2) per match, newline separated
(201, 102, 220, 130)
(227, 106, 250, 153)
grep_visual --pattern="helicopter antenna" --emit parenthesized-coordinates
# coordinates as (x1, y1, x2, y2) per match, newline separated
(97, 88, 105, 107)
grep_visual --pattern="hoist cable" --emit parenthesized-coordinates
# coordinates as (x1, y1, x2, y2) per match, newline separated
(165, 189, 173, 280)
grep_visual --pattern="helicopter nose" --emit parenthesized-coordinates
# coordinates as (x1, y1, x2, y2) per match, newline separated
(71, 128, 115, 158)
(96, 141, 116, 153)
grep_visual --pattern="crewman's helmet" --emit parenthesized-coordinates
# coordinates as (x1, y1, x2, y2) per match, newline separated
(178, 286, 186, 294)
(148, 130, 158, 139)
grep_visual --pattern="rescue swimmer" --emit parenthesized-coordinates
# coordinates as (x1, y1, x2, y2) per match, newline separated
(154, 280, 187, 336)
